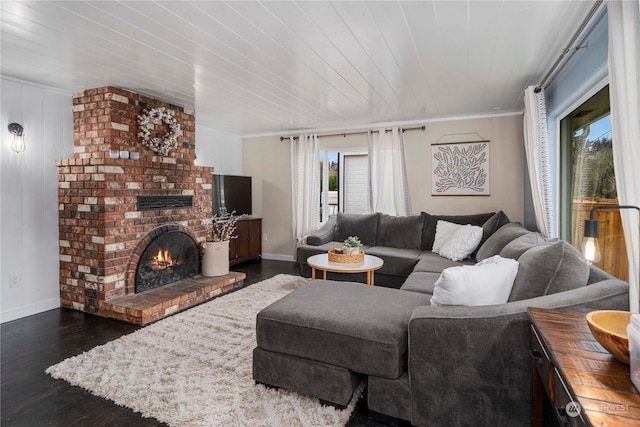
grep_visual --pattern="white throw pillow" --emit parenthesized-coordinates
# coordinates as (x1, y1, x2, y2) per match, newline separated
(438, 224, 483, 261)
(432, 220, 464, 253)
(430, 255, 519, 306)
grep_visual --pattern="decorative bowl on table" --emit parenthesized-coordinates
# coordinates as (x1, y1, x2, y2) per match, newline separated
(586, 310, 632, 365)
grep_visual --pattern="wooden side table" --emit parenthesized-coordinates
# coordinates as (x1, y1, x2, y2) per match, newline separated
(528, 307, 640, 426)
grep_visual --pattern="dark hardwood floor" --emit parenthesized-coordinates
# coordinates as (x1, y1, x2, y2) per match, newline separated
(1, 260, 388, 427)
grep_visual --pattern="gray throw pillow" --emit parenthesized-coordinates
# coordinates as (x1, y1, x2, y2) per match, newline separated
(508, 240, 589, 302)
(335, 212, 380, 246)
(472, 210, 511, 258)
(475, 223, 530, 261)
(377, 214, 423, 250)
(420, 211, 495, 251)
(499, 232, 546, 260)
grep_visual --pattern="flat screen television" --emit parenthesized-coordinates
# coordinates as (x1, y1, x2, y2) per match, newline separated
(212, 174, 252, 216)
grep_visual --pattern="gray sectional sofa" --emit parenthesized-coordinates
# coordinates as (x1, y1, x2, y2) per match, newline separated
(296, 211, 499, 287)
(253, 212, 629, 426)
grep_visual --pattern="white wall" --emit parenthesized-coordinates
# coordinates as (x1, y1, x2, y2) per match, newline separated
(407, 116, 524, 217)
(0, 82, 241, 322)
(244, 114, 524, 260)
(0, 79, 522, 316)
(1, 79, 73, 323)
(195, 124, 243, 175)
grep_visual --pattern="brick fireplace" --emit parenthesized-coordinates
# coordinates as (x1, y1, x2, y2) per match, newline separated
(57, 86, 245, 324)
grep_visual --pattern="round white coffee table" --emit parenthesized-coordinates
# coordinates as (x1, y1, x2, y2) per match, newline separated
(306, 253, 384, 286)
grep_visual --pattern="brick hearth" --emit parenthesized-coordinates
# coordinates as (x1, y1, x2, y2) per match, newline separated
(102, 272, 246, 325)
(56, 86, 239, 324)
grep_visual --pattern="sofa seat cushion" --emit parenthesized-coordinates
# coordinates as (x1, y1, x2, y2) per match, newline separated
(413, 252, 474, 273)
(365, 246, 422, 276)
(400, 272, 441, 295)
(377, 214, 424, 250)
(256, 280, 431, 379)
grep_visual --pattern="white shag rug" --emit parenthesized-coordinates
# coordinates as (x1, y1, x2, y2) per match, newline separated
(47, 274, 363, 426)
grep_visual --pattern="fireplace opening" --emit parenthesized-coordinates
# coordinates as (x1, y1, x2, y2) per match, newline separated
(135, 231, 199, 293)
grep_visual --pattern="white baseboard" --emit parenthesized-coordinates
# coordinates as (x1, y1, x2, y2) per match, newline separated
(261, 253, 296, 263)
(1, 297, 60, 324)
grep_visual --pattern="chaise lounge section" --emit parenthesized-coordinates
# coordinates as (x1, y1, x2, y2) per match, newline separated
(254, 213, 629, 426)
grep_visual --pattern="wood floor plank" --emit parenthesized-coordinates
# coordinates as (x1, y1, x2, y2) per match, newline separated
(2, 261, 388, 427)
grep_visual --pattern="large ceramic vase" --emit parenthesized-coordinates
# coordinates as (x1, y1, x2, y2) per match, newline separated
(202, 240, 230, 277)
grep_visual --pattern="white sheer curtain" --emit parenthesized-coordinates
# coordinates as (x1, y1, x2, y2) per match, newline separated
(608, 0, 640, 311)
(290, 134, 320, 253)
(368, 127, 412, 216)
(523, 86, 554, 238)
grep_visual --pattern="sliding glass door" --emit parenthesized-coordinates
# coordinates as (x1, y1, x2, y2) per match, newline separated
(559, 85, 628, 280)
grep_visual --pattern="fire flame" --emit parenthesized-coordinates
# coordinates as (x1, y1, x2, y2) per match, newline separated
(153, 249, 174, 269)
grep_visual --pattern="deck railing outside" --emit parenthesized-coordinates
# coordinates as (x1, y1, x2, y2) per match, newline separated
(573, 197, 628, 281)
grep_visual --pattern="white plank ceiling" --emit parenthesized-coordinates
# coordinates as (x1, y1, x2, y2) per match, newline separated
(1, 1, 595, 136)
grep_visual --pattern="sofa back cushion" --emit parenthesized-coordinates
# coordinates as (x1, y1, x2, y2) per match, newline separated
(335, 212, 380, 246)
(420, 211, 494, 251)
(499, 232, 546, 260)
(472, 210, 511, 257)
(475, 222, 530, 261)
(376, 214, 424, 249)
(508, 240, 590, 302)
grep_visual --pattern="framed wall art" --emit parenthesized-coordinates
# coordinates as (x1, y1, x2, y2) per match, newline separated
(431, 141, 490, 196)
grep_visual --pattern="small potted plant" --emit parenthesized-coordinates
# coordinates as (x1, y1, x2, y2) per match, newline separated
(343, 236, 363, 255)
(202, 209, 238, 277)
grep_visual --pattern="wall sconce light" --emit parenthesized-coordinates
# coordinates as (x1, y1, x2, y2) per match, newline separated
(8, 122, 25, 153)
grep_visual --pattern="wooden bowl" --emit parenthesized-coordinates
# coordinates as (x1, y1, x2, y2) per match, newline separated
(586, 310, 632, 365)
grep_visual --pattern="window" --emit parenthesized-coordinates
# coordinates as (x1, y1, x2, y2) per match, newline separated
(559, 85, 628, 280)
(319, 151, 369, 223)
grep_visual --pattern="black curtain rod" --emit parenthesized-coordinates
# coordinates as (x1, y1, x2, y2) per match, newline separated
(534, 0, 602, 93)
(280, 125, 425, 141)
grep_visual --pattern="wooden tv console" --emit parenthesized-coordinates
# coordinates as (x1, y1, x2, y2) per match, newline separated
(229, 217, 262, 265)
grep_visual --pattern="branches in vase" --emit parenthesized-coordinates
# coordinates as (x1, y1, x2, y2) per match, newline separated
(206, 210, 239, 242)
